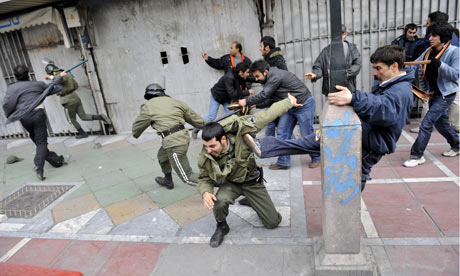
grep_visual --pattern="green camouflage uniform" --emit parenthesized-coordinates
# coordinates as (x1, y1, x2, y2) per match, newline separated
(198, 98, 293, 228)
(132, 96, 206, 185)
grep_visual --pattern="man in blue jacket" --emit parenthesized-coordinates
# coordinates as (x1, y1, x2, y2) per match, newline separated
(404, 22, 459, 167)
(243, 45, 414, 191)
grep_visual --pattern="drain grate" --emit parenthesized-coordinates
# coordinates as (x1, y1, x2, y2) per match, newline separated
(0, 185, 74, 218)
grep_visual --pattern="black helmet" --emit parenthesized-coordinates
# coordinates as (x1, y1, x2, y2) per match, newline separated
(144, 83, 166, 100)
(45, 63, 60, 74)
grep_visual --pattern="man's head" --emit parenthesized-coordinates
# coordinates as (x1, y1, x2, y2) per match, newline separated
(144, 83, 166, 100)
(14, 64, 30, 81)
(230, 41, 242, 56)
(429, 22, 453, 49)
(426, 11, 449, 27)
(202, 122, 228, 158)
(370, 45, 405, 83)
(404, 23, 418, 41)
(45, 63, 61, 75)
(341, 24, 347, 40)
(260, 36, 276, 56)
(234, 62, 250, 79)
(250, 59, 270, 83)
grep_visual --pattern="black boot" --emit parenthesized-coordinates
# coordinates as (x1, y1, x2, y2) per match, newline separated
(210, 220, 230, 248)
(192, 128, 200, 139)
(93, 114, 112, 125)
(239, 197, 252, 207)
(155, 173, 174, 189)
(34, 167, 46, 181)
(76, 128, 88, 139)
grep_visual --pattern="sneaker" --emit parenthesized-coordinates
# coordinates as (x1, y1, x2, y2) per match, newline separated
(269, 163, 289, 170)
(403, 156, 426, 168)
(243, 134, 261, 158)
(309, 161, 320, 168)
(442, 149, 460, 157)
(410, 127, 419, 133)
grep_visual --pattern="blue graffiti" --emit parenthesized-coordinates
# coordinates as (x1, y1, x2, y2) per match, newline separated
(0, 16, 20, 29)
(323, 111, 360, 205)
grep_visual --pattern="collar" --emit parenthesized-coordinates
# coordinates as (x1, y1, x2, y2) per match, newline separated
(380, 71, 407, 86)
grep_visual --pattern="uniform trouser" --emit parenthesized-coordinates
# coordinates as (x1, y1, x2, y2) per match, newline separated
(20, 109, 64, 170)
(213, 176, 282, 229)
(63, 98, 94, 130)
(259, 134, 383, 191)
(157, 143, 198, 185)
(448, 92, 459, 132)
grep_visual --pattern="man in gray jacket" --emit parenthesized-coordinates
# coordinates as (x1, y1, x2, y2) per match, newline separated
(238, 59, 320, 169)
(305, 25, 362, 96)
(3, 64, 67, 180)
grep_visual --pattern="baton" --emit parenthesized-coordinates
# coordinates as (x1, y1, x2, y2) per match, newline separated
(404, 60, 431, 66)
(65, 59, 89, 77)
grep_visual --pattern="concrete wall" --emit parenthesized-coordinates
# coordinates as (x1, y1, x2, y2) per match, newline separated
(88, 0, 261, 133)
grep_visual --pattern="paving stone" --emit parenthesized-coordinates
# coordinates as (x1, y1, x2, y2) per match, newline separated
(229, 205, 290, 227)
(424, 204, 459, 237)
(110, 209, 180, 236)
(391, 160, 447, 178)
(146, 182, 197, 208)
(52, 193, 100, 223)
(85, 170, 130, 192)
(120, 163, 158, 179)
(63, 136, 97, 147)
(99, 140, 132, 153)
(49, 209, 100, 233)
(0, 237, 22, 257)
(20, 211, 55, 233)
(363, 183, 418, 207)
(48, 137, 70, 144)
(0, 223, 25, 231)
(66, 142, 96, 154)
(95, 135, 129, 146)
(65, 184, 92, 200)
(105, 193, 159, 225)
(133, 173, 160, 192)
(93, 181, 141, 207)
(268, 190, 290, 206)
(126, 133, 158, 145)
(306, 207, 322, 236)
(78, 209, 114, 235)
(78, 160, 120, 179)
(6, 139, 32, 149)
(407, 182, 459, 206)
(7, 239, 72, 267)
(163, 194, 211, 227)
(303, 185, 322, 208)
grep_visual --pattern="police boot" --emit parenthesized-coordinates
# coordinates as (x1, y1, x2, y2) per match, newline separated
(155, 173, 174, 190)
(76, 128, 89, 139)
(93, 114, 112, 125)
(192, 128, 200, 139)
(210, 220, 230, 248)
(34, 167, 46, 181)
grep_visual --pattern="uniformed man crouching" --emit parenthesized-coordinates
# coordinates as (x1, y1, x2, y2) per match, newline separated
(198, 93, 301, 248)
(132, 83, 207, 189)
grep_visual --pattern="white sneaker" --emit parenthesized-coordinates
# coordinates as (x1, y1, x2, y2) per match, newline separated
(442, 149, 460, 157)
(403, 156, 426, 167)
(410, 127, 420, 133)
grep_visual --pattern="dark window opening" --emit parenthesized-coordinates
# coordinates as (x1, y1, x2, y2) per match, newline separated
(180, 47, 189, 64)
(160, 51, 168, 65)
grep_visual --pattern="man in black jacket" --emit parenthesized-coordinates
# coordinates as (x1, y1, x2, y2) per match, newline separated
(260, 36, 288, 71)
(391, 23, 419, 61)
(202, 41, 252, 73)
(3, 64, 67, 180)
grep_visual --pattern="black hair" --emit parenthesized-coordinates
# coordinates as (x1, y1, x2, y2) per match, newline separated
(404, 23, 417, 33)
(250, 59, 269, 73)
(428, 11, 449, 24)
(370, 45, 405, 70)
(234, 62, 249, 73)
(430, 22, 454, 43)
(232, 41, 242, 53)
(260, 36, 275, 50)
(13, 64, 29, 81)
(202, 122, 226, 142)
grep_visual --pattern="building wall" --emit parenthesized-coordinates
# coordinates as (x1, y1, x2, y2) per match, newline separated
(88, 0, 262, 133)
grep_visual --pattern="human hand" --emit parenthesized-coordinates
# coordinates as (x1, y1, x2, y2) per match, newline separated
(45, 75, 52, 80)
(329, 85, 353, 106)
(248, 89, 256, 95)
(430, 57, 441, 68)
(288, 93, 303, 107)
(239, 98, 247, 107)
(305, 72, 316, 80)
(59, 72, 67, 77)
(202, 192, 216, 210)
(202, 52, 209, 61)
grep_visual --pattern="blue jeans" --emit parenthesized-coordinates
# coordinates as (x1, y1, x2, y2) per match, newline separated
(265, 119, 277, 137)
(275, 96, 319, 166)
(204, 94, 231, 121)
(410, 93, 460, 158)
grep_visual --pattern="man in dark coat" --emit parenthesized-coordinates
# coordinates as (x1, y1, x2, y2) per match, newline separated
(391, 23, 419, 61)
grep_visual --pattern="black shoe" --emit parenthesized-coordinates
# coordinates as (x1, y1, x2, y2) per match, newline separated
(34, 167, 46, 181)
(155, 174, 174, 190)
(210, 221, 230, 248)
(243, 134, 261, 158)
(239, 197, 252, 207)
(76, 128, 89, 139)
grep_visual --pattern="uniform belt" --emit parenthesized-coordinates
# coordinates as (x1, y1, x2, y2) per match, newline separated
(158, 125, 185, 139)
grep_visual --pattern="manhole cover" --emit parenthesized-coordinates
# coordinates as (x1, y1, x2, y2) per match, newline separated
(0, 185, 74, 218)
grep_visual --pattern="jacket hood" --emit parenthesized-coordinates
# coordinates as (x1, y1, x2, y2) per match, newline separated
(267, 47, 284, 58)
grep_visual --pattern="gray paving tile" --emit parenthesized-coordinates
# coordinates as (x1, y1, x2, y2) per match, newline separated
(78, 209, 114, 234)
(20, 211, 55, 233)
(110, 209, 180, 236)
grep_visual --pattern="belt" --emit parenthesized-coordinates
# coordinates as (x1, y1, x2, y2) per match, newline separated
(158, 125, 185, 139)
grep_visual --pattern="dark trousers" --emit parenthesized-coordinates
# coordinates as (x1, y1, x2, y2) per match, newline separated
(259, 133, 383, 191)
(20, 109, 64, 170)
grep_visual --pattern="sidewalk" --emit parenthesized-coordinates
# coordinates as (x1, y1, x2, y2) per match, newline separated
(0, 124, 458, 275)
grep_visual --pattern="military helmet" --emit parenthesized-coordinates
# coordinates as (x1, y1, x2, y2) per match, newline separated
(45, 63, 60, 74)
(144, 83, 166, 100)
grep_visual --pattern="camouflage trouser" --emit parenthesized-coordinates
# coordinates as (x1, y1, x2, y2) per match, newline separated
(157, 143, 198, 185)
(63, 99, 93, 130)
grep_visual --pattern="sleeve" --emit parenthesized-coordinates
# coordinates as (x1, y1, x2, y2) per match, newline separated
(131, 104, 152, 138)
(346, 45, 362, 79)
(311, 48, 327, 81)
(438, 51, 459, 82)
(252, 98, 293, 132)
(224, 76, 239, 101)
(197, 161, 215, 196)
(274, 56, 288, 71)
(183, 102, 207, 128)
(246, 73, 282, 106)
(205, 55, 225, 70)
(2, 90, 17, 117)
(47, 76, 64, 95)
(351, 89, 401, 127)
